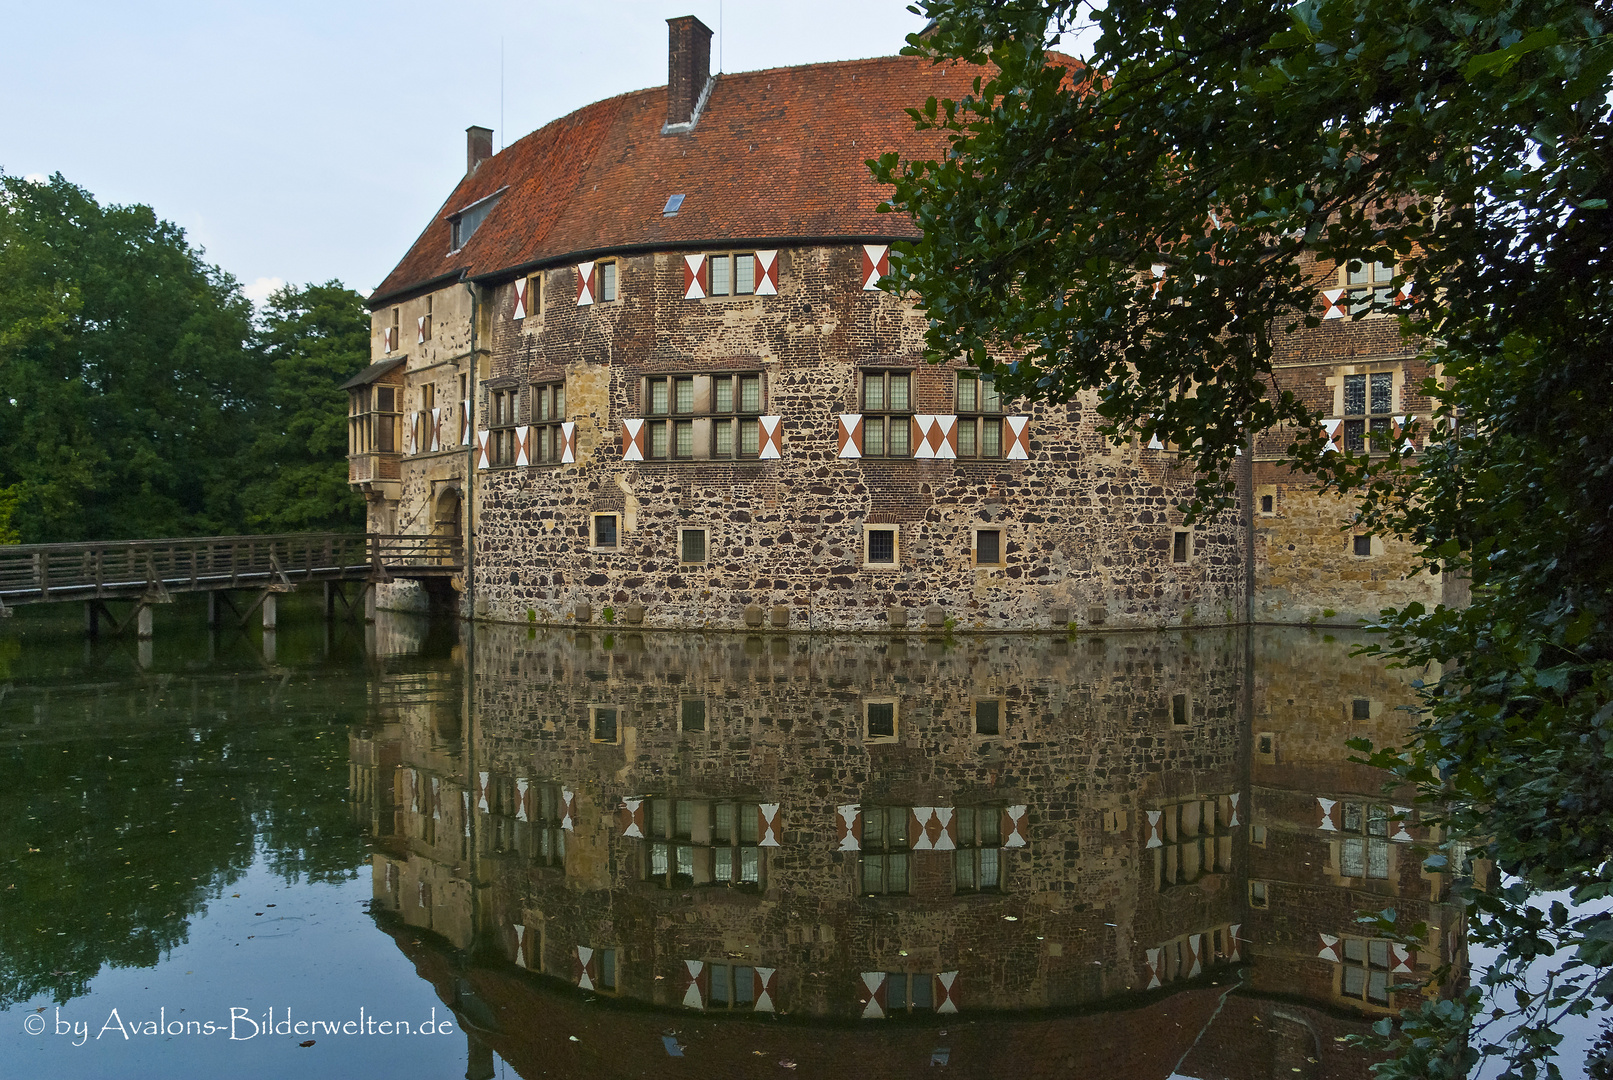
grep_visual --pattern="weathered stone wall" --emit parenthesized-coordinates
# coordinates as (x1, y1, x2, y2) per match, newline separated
(469, 245, 1250, 632)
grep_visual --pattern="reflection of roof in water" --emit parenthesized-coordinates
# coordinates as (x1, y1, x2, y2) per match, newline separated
(381, 915, 1239, 1080)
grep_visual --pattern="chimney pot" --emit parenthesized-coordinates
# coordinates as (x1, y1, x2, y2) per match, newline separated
(665, 15, 713, 130)
(466, 125, 493, 175)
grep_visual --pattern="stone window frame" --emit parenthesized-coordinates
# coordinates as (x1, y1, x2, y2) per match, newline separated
(1332, 801, 1393, 882)
(680, 696, 707, 732)
(1171, 527, 1195, 565)
(486, 384, 521, 468)
(528, 379, 567, 466)
(1250, 822, 1269, 847)
(589, 703, 622, 745)
(879, 972, 941, 1012)
(517, 271, 544, 326)
(1337, 936, 1395, 1007)
(590, 512, 620, 551)
(1169, 689, 1193, 727)
(679, 526, 709, 566)
(641, 796, 765, 892)
(858, 369, 913, 458)
(859, 805, 912, 895)
(701, 251, 761, 299)
(703, 961, 765, 1010)
(1249, 879, 1270, 908)
(955, 369, 1005, 458)
(971, 526, 1005, 568)
(863, 524, 901, 570)
(1352, 532, 1381, 558)
(1255, 731, 1276, 762)
(588, 946, 620, 993)
(1152, 795, 1236, 891)
(952, 804, 1005, 894)
(971, 696, 1005, 738)
(1255, 484, 1277, 517)
(1340, 257, 1398, 316)
(863, 697, 900, 743)
(420, 294, 433, 342)
(595, 258, 620, 303)
(639, 371, 766, 460)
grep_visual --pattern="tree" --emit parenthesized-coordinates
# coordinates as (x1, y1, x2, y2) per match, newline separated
(871, 1, 1612, 1075)
(240, 281, 369, 533)
(0, 173, 264, 542)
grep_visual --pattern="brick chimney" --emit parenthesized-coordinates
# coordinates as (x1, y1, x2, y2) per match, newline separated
(466, 125, 493, 175)
(665, 15, 713, 130)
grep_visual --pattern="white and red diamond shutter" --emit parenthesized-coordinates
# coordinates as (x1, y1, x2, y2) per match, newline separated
(753, 967, 778, 1012)
(1228, 924, 1242, 962)
(1145, 810, 1164, 848)
(758, 416, 783, 459)
(514, 425, 531, 467)
(1318, 933, 1343, 963)
(910, 807, 934, 850)
(681, 960, 707, 1009)
(859, 972, 887, 1018)
(431, 776, 441, 820)
(1321, 420, 1343, 454)
(575, 946, 597, 990)
(935, 971, 959, 1014)
(476, 770, 490, 813)
(837, 415, 863, 458)
(515, 778, 530, 822)
(618, 796, 646, 838)
(1322, 288, 1347, 319)
(1002, 805, 1028, 848)
(576, 261, 595, 306)
(757, 803, 782, 847)
(405, 768, 419, 813)
(512, 278, 528, 321)
(1145, 948, 1163, 989)
(682, 254, 706, 300)
(1187, 934, 1204, 977)
(1316, 797, 1340, 831)
(1390, 944, 1415, 973)
(429, 408, 441, 452)
(1397, 280, 1414, 306)
(1391, 806, 1414, 841)
(476, 430, 491, 470)
(513, 923, 527, 967)
(861, 244, 889, 291)
(417, 315, 426, 344)
(1151, 263, 1167, 297)
(1005, 416, 1031, 459)
(835, 805, 862, 851)
(561, 421, 577, 464)
(754, 250, 779, 295)
(560, 787, 575, 831)
(459, 401, 470, 446)
(621, 418, 646, 461)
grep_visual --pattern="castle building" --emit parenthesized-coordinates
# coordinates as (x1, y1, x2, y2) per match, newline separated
(347, 16, 1454, 631)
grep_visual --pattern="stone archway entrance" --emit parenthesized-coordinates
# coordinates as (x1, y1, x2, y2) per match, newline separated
(432, 487, 462, 565)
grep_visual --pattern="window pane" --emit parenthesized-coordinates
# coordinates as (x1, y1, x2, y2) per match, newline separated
(980, 809, 999, 845)
(1368, 838, 1390, 878)
(1341, 837, 1365, 877)
(676, 420, 693, 457)
(735, 254, 755, 295)
(888, 417, 909, 457)
(651, 379, 669, 414)
(710, 965, 730, 1005)
(555, 386, 566, 416)
(911, 975, 933, 1009)
(958, 419, 977, 457)
(714, 420, 733, 457)
(864, 417, 885, 456)
(977, 530, 1001, 565)
(538, 391, 549, 421)
(714, 849, 733, 882)
(1347, 260, 1371, 286)
(1374, 260, 1394, 283)
(675, 377, 694, 413)
(651, 798, 669, 837)
(710, 255, 731, 295)
(1344, 374, 1366, 416)
(864, 808, 885, 849)
(1369, 940, 1390, 968)
(594, 708, 617, 742)
(734, 966, 754, 1004)
(1344, 418, 1365, 452)
(650, 422, 668, 458)
(1344, 938, 1367, 963)
(651, 842, 668, 877)
(681, 698, 705, 731)
(956, 850, 976, 890)
(982, 418, 1001, 458)
(958, 374, 977, 412)
(600, 262, 617, 301)
(886, 974, 907, 1010)
(715, 376, 733, 412)
(682, 529, 706, 563)
(714, 802, 733, 841)
(863, 374, 884, 411)
(675, 844, 694, 881)
(1343, 965, 1366, 996)
(739, 419, 759, 456)
(888, 852, 909, 892)
(740, 375, 760, 412)
(1344, 803, 1364, 832)
(868, 701, 895, 737)
(981, 847, 1000, 887)
(1368, 970, 1390, 1004)
(599, 949, 615, 989)
(1370, 372, 1393, 414)
(889, 808, 906, 847)
(675, 800, 693, 838)
(595, 515, 617, 547)
(1368, 805, 1388, 837)
(739, 846, 758, 884)
(889, 374, 909, 412)
(868, 530, 895, 565)
(862, 855, 883, 893)
(981, 376, 1000, 412)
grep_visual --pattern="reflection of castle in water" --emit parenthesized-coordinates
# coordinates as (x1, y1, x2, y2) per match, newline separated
(349, 622, 1471, 1078)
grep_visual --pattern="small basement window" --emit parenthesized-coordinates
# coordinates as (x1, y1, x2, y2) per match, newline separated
(865, 527, 897, 567)
(680, 528, 708, 564)
(1354, 534, 1374, 557)
(974, 528, 1002, 566)
(590, 706, 620, 744)
(592, 513, 618, 549)
(974, 699, 1001, 736)
(1173, 531, 1191, 564)
(865, 700, 898, 741)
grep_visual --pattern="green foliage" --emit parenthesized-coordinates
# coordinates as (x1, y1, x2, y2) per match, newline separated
(875, 1, 1612, 1074)
(240, 281, 368, 532)
(0, 484, 19, 545)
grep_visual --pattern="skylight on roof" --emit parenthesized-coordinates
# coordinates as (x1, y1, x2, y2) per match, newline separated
(663, 194, 685, 217)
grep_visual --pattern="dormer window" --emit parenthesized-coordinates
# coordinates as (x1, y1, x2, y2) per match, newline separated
(448, 190, 503, 253)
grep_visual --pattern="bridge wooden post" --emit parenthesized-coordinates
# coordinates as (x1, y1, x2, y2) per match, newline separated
(206, 591, 222, 628)
(136, 604, 154, 640)
(262, 592, 277, 631)
(365, 581, 377, 623)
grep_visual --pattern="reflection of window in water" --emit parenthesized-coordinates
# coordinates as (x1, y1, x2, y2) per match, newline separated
(861, 806, 910, 895)
(591, 705, 619, 743)
(707, 963, 757, 1009)
(1341, 937, 1392, 1004)
(1339, 802, 1390, 879)
(644, 798, 762, 890)
(481, 777, 565, 866)
(1154, 796, 1236, 890)
(953, 807, 1002, 892)
(865, 699, 898, 741)
(884, 972, 935, 1012)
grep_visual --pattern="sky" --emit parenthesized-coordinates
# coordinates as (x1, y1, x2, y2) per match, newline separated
(1, 1, 932, 303)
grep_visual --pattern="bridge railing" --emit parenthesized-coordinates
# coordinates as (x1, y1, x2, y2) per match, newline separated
(371, 534, 463, 569)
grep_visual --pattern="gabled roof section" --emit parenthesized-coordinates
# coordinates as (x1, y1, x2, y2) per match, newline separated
(369, 53, 1002, 306)
(339, 356, 406, 390)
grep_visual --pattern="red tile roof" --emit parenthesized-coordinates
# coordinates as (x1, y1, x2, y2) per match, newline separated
(370, 53, 1014, 305)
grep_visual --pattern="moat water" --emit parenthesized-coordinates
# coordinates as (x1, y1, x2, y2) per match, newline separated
(0, 598, 1581, 1078)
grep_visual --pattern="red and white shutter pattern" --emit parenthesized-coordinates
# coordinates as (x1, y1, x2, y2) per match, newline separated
(560, 787, 576, 832)
(1002, 805, 1028, 848)
(681, 960, 707, 1009)
(859, 972, 887, 1018)
(560, 421, 577, 464)
(462, 791, 471, 837)
(576, 261, 596, 306)
(758, 416, 783, 459)
(430, 775, 441, 821)
(683, 255, 706, 299)
(1005, 416, 1031, 459)
(476, 771, 490, 813)
(405, 768, 419, 813)
(757, 803, 783, 847)
(835, 805, 862, 851)
(1318, 933, 1343, 963)
(515, 778, 530, 822)
(1151, 263, 1167, 297)
(1392, 806, 1414, 842)
(514, 425, 531, 468)
(622, 418, 646, 461)
(618, 796, 646, 839)
(1228, 924, 1243, 962)
(1226, 792, 1242, 827)
(1145, 948, 1163, 989)
(417, 315, 427, 344)
(912, 415, 958, 459)
(753, 967, 779, 1012)
(910, 807, 957, 851)
(1317, 797, 1341, 832)
(754, 250, 779, 295)
(1186, 934, 1204, 977)
(1397, 281, 1414, 306)
(514, 279, 529, 321)
(861, 245, 889, 291)
(1145, 809, 1164, 848)
(1321, 419, 1343, 454)
(1392, 415, 1415, 453)
(1322, 288, 1348, 319)
(428, 408, 441, 452)
(936, 971, 959, 1014)
(575, 946, 599, 990)
(837, 415, 863, 458)
(1390, 944, 1415, 973)
(1146, 417, 1167, 451)
(383, 326, 395, 354)
(513, 923, 528, 968)
(459, 401, 470, 446)
(476, 431, 491, 470)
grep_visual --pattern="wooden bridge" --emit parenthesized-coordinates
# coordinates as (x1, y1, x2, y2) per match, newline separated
(0, 533, 461, 636)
